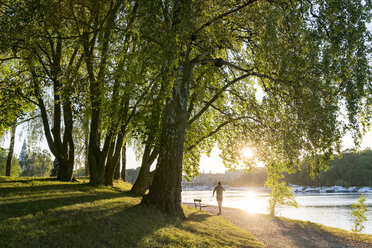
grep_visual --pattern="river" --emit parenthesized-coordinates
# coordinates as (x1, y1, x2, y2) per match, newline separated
(182, 188, 372, 234)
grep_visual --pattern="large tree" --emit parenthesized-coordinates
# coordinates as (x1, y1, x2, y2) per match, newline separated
(0, 0, 84, 181)
(141, 0, 371, 217)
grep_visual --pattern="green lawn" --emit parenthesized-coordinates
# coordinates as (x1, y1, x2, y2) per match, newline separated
(0, 177, 263, 248)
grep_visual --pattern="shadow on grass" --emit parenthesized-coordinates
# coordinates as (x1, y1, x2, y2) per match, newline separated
(1, 201, 175, 248)
(0, 191, 132, 219)
(272, 217, 356, 248)
(187, 211, 212, 222)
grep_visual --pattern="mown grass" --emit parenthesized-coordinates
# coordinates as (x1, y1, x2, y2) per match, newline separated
(0, 177, 263, 248)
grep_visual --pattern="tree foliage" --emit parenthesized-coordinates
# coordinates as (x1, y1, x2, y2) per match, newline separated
(21, 148, 53, 177)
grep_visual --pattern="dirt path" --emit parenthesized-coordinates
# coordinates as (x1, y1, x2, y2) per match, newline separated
(184, 204, 371, 248)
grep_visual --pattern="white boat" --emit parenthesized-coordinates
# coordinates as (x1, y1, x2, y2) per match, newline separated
(358, 187, 370, 193)
(291, 186, 303, 193)
(319, 187, 333, 193)
(348, 186, 358, 192)
(333, 186, 347, 193)
(304, 187, 320, 193)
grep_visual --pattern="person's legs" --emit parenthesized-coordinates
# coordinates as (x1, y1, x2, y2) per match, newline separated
(217, 198, 222, 214)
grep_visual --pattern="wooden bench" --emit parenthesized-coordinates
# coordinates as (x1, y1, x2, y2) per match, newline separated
(194, 199, 207, 210)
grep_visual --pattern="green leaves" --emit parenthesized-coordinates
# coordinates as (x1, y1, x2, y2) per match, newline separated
(350, 194, 368, 233)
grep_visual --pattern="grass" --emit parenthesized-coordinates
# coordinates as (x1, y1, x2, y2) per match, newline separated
(0, 177, 263, 248)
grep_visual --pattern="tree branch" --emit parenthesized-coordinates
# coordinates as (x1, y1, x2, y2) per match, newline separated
(187, 73, 252, 126)
(191, 0, 258, 37)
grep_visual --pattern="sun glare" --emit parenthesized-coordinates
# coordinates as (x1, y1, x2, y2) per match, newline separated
(241, 191, 261, 213)
(242, 148, 253, 159)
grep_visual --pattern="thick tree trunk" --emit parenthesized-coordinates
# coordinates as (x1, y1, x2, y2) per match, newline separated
(131, 170, 154, 196)
(5, 124, 16, 176)
(131, 144, 158, 195)
(88, 130, 106, 185)
(57, 159, 74, 181)
(105, 133, 125, 185)
(121, 143, 126, 181)
(141, 57, 191, 218)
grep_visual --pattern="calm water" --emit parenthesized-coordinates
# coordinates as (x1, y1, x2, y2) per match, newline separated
(182, 189, 372, 234)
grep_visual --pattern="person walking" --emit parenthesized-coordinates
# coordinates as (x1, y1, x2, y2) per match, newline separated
(213, 182, 225, 215)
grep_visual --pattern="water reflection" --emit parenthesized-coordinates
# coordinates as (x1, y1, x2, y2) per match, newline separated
(233, 191, 261, 213)
(182, 189, 372, 234)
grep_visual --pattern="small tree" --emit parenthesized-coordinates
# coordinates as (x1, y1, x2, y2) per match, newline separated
(265, 164, 298, 216)
(350, 195, 368, 232)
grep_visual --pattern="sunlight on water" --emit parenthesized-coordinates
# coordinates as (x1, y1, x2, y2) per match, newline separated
(231, 191, 261, 213)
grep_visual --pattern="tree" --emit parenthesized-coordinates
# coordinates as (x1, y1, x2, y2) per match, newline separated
(0, 0, 81, 181)
(142, 0, 371, 217)
(351, 195, 368, 233)
(5, 123, 16, 176)
(0, 148, 21, 177)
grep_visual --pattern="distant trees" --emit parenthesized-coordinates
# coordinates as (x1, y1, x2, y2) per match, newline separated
(285, 149, 372, 187)
(20, 149, 53, 177)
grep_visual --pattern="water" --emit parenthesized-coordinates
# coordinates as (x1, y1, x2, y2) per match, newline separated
(182, 189, 372, 234)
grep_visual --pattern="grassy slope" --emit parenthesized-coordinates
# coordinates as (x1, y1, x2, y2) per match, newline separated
(0, 177, 263, 248)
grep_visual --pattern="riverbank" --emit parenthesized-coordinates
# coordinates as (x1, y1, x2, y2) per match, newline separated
(185, 204, 372, 248)
(0, 177, 263, 248)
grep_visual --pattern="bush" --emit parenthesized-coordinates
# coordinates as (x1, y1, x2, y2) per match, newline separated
(350, 195, 368, 232)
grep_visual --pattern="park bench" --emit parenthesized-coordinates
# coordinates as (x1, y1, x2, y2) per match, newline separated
(193, 199, 207, 210)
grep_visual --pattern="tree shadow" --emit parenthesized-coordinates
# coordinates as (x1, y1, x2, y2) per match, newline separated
(0, 183, 94, 195)
(1, 203, 173, 248)
(0, 191, 130, 219)
(272, 217, 358, 248)
(0, 182, 177, 248)
(187, 211, 213, 222)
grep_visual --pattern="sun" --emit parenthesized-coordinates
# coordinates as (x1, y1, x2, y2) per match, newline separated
(242, 147, 253, 159)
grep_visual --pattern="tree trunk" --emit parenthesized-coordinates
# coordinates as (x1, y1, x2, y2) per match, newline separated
(114, 155, 120, 180)
(57, 98, 75, 181)
(131, 144, 158, 195)
(105, 133, 125, 185)
(141, 57, 191, 218)
(5, 124, 16, 176)
(84, 118, 90, 176)
(121, 143, 126, 181)
(57, 159, 74, 181)
(88, 138, 106, 185)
